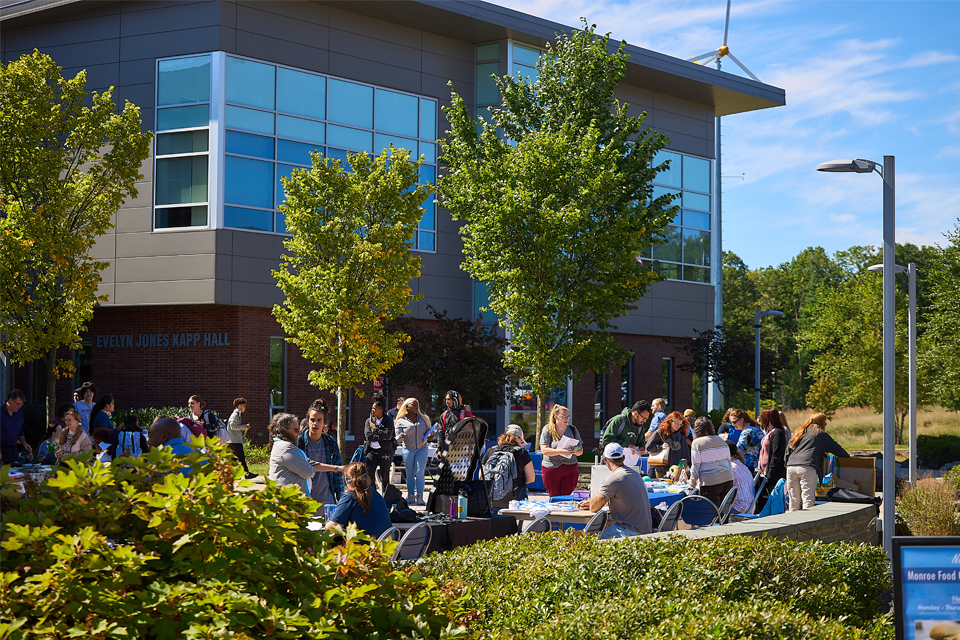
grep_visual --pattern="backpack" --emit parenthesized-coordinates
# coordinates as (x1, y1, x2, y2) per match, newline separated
(482, 447, 519, 501)
(201, 409, 226, 440)
(178, 417, 205, 439)
(116, 431, 142, 458)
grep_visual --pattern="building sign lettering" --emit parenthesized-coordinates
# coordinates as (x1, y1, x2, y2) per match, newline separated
(95, 333, 230, 348)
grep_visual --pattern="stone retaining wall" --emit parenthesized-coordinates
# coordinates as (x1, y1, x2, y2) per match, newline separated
(643, 501, 880, 545)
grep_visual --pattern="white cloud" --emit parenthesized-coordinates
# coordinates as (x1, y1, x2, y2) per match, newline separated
(900, 51, 960, 68)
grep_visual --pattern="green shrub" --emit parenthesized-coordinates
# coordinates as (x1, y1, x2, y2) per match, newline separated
(1, 443, 468, 639)
(244, 442, 272, 465)
(896, 472, 960, 536)
(946, 464, 960, 490)
(112, 405, 190, 429)
(419, 530, 891, 638)
(917, 433, 960, 468)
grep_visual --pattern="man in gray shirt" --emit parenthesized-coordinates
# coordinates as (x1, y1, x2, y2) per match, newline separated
(578, 443, 652, 538)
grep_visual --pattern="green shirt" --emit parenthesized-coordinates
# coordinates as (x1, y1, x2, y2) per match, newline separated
(600, 407, 642, 449)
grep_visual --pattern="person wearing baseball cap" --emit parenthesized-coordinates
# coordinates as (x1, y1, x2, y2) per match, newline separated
(480, 424, 534, 507)
(577, 442, 652, 538)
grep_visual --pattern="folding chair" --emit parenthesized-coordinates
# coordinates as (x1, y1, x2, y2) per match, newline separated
(732, 478, 784, 521)
(524, 517, 551, 534)
(583, 510, 608, 537)
(391, 523, 433, 562)
(677, 495, 721, 529)
(656, 499, 683, 533)
(715, 486, 738, 524)
(377, 526, 401, 543)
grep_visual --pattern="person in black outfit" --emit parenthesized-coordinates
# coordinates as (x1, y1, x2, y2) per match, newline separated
(363, 394, 395, 493)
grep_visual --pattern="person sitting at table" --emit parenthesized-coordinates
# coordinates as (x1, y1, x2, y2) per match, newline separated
(480, 424, 535, 507)
(325, 461, 391, 539)
(645, 411, 693, 479)
(689, 417, 733, 508)
(539, 404, 583, 497)
(726, 440, 756, 516)
(91, 428, 114, 464)
(56, 409, 93, 463)
(36, 420, 63, 465)
(577, 443, 652, 538)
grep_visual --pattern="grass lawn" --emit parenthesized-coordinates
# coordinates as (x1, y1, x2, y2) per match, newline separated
(783, 405, 960, 456)
(248, 463, 268, 477)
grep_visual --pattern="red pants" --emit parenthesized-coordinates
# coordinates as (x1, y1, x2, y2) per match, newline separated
(542, 463, 578, 496)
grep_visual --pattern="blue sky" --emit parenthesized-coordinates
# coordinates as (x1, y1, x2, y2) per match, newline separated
(495, 0, 960, 269)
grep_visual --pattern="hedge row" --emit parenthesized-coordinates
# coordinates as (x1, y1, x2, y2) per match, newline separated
(418, 530, 892, 639)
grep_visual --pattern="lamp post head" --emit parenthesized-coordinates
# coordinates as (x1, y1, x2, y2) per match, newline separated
(868, 263, 906, 274)
(761, 310, 784, 318)
(817, 159, 879, 174)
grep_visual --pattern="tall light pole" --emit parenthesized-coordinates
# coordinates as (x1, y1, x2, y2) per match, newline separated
(818, 155, 896, 560)
(754, 310, 783, 418)
(869, 262, 917, 485)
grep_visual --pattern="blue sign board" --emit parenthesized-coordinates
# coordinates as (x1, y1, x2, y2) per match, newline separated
(894, 537, 960, 640)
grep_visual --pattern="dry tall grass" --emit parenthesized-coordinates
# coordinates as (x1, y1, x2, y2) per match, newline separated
(896, 471, 960, 536)
(782, 405, 960, 452)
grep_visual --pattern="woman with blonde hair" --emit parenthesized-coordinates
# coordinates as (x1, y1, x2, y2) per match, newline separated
(325, 461, 391, 538)
(646, 410, 693, 479)
(56, 408, 93, 462)
(394, 397, 433, 505)
(784, 412, 850, 511)
(539, 404, 583, 496)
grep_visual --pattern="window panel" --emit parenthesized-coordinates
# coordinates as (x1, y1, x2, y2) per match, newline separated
(277, 139, 321, 166)
(682, 190, 711, 212)
(157, 105, 209, 131)
(157, 130, 208, 155)
(652, 185, 680, 204)
(419, 98, 436, 140)
(419, 164, 435, 184)
(657, 262, 681, 280)
(651, 225, 681, 262)
(654, 150, 682, 188)
(419, 198, 435, 230)
(157, 55, 210, 105)
(476, 62, 501, 104)
(683, 155, 711, 193)
(374, 133, 417, 158)
(276, 212, 287, 234)
(226, 56, 275, 110)
(418, 230, 435, 252)
(327, 125, 372, 153)
(324, 147, 350, 169)
(328, 79, 373, 129)
(477, 43, 499, 62)
(512, 44, 540, 67)
(156, 205, 207, 228)
(225, 105, 274, 135)
(276, 163, 298, 207)
(277, 67, 325, 119)
(683, 209, 710, 230)
(419, 141, 436, 164)
(375, 88, 418, 137)
(269, 337, 286, 412)
(225, 206, 272, 232)
(682, 228, 711, 266)
(277, 115, 324, 145)
(683, 265, 710, 283)
(225, 156, 274, 209)
(156, 157, 208, 205)
(225, 130, 274, 159)
(514, 64, 539, 84)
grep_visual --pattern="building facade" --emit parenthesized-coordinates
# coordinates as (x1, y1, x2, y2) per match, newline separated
(1, 0, 784, 455)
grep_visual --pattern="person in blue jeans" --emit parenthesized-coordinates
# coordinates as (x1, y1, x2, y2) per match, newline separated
(326, 461, 391, 539)
(394, 397, 433, 506)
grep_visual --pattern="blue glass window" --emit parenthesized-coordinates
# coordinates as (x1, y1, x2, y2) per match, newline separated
(683, 210, 710, 230)
(276, 164, 298, 207)
(513, 44, 540, 67)
(419, 98, 436, 140)
(225, 105, 274, 135)
(683, 265, 710, 283)
(156, 206, 207, 228)
(476, 43, 499, 62)
(157, 105, 209, 131)
(374, 133, 417, 158)
(654, 150, 682, 188)
(652, 185, 680, 204)
(328, 79, 373, 129)
(225, 206, 272, 232)
(276, 212, 287, 234)
(225, 131, 274, 159)
(226, 56, 275, 110)
(225, 156, 274, 209)
(683, 156, 711, 193)
(419, 200, 435, 230)
(658, 262, 681, 280)
(651, 226, 681, 263)
(682, 229, 710, 266)
(277, 67, 325, 120)
(375, 89, 418, 137)
(327, 125, 372, 153)
(419, 164, 435, 185)
(476, 62, 500, 104)
(682, 191, 711, 212)
(418, 230, 435, 252)
(419, 142, 436, 164)
(277, 139, 321, 166)
(277, 115, 324, 145)
(157, 130, 208, 155)
(157, 55, 210, 106)
(156, 157, 207, 205)
(515, 66, 539, 83)
(325, 147, 350, 168)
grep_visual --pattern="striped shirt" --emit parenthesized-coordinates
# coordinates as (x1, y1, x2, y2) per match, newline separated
(690, 435, 734, 487)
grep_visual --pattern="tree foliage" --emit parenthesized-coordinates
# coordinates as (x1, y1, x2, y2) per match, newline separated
(437, 21, 675, 441)
(273, 147, 430, 454)
(919, 222, 960, 411)
(385, 307, 511, 418)
(0, 51, 151, 421)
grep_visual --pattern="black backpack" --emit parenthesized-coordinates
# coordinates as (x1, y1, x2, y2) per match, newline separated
(482, 447, 519, 501)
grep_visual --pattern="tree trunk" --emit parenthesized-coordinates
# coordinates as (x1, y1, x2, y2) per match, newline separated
(534, 385, 546, 452)
(337, 386, 347, 462)
(44, 346, 57, 425)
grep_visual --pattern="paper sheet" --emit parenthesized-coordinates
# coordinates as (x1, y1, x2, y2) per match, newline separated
(623, 447, 640, 467)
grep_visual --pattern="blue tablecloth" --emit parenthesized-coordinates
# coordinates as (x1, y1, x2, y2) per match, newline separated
(648, 491, 684, 508)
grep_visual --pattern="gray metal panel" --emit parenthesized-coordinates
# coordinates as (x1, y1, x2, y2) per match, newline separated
(119, 57, 155, 86)
(115, 230, 217, 258)
(6, 38, 119, 68)
(648, 280, 713, 303)
(119, 0, 220, 37)
(416, 273, 471, 304)
(415, 296, 471, 320)
(231, 255, 282, 285)
(328, 4, 422, 49)
(329, 25, 423, 72)
(231, 280, 284, 307)
(95, 259, 116, 302)
(328, 51, 422, 93)
(0, 8, 118, 49)
(235, 30, 330, 73)
(115, 279, 217, 305)
(235, 2, 331, 50)
(227, 230, 286, 259)
(116, 206, 153, 233)
(422, 30, 474, 62)
(119, 25, 222, 60)
(421, 50, 474, 84)
(115, 253, 217, 283)
(417, 251, 470, 278)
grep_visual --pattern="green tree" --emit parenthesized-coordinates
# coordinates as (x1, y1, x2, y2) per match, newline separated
(385, 306, 511, 418)
(919, 221, 960, 411)
(438, 22, 675, 444)
(0, 52, 151, 422)
(273, 147, 429, 455)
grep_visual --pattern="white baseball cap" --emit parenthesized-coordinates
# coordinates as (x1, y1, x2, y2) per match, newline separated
(603, 442, 625, 460)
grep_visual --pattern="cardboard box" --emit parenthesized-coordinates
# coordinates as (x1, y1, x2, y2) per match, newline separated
(836, 457, 877, 496)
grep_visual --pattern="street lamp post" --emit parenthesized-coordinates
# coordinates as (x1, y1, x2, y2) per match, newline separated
(817, 155, 896, 560)
(754, 310, 783, 419)
(868, 262, 918, 485)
